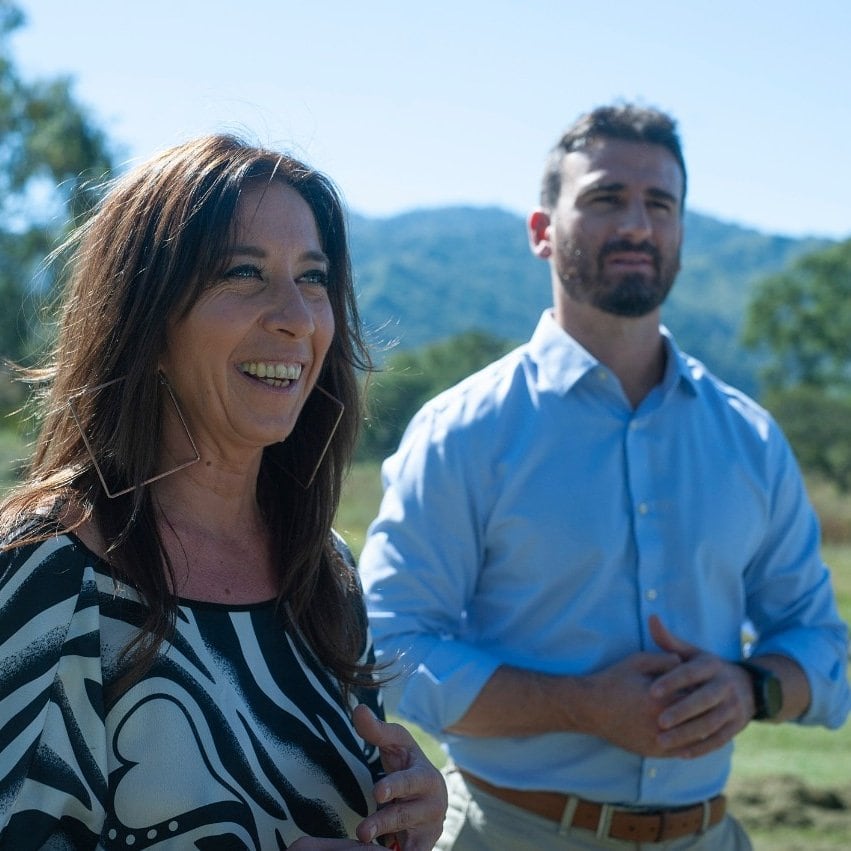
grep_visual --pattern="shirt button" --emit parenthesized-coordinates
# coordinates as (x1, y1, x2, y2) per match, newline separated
(646, 589, 658, 601)
(648, 768, 658, 779)
(638, 502, 649, 515)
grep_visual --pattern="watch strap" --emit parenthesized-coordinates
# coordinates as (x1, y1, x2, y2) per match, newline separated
(736, 660, 782, 721)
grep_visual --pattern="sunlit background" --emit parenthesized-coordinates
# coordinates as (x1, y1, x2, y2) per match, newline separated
(12, 0, 851, 238)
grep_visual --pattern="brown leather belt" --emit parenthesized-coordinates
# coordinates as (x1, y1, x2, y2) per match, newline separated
(459, 770, 726, 843)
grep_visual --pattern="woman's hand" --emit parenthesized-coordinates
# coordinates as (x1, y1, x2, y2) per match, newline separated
(353, 703, 448, 850)
(287, 839, 375, 849)
(287, 705, 446, 850)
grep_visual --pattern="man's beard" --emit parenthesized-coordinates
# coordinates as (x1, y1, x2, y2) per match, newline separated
(555, 238, 680, 317)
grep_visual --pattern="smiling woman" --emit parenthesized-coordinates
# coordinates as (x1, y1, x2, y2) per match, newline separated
(159, 182, 336, 480)
(0, 135, 446, 849)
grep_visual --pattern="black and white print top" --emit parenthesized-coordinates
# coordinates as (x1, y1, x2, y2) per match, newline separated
(0, 533, 385, 849)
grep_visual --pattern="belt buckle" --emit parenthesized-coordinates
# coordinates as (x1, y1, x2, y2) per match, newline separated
(594, 803, 615, 839)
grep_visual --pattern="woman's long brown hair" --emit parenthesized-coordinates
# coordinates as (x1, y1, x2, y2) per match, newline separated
(0, 134, 373, 699)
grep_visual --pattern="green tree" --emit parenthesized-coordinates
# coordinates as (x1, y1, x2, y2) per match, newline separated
(744, 238, 851, 490)
(358, 330, 515, 460)
(0, 0, 114, 364)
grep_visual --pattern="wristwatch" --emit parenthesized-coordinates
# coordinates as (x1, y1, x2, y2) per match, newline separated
(736, 661, 783, 721)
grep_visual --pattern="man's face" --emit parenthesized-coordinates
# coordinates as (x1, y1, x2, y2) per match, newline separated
(546, 138, 684, 318)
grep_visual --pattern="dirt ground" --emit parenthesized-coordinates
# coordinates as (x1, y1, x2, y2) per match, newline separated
(726, 774, 851, 849)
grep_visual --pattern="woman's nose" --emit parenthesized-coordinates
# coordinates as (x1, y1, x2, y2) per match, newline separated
(260, 278, 315, 338)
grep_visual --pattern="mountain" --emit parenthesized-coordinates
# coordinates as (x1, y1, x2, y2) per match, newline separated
(348, 207, 832, 396)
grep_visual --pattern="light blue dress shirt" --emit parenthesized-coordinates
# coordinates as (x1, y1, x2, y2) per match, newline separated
(360, 310, 850, 806)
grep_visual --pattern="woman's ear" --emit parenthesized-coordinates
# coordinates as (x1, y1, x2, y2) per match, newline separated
(528, 209, 553, 259)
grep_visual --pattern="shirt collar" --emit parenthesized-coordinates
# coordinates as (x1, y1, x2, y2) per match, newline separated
(527, 311, 597, 395)
(660, 326, 701, 398)
(528, 310, 700, 398)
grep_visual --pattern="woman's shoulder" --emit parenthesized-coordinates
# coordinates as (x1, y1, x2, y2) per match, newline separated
(0, 521, 113, 846)
(331, 528, 356, 570)
(330, 529, 364, 602)
(1, 521, 108, 614)
(2, 495, 107, 556)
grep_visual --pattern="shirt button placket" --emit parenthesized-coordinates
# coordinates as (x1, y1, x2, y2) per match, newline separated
(626, 415, 663, 632)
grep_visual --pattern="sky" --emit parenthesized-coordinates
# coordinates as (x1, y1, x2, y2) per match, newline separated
(10, 0, 851, 240)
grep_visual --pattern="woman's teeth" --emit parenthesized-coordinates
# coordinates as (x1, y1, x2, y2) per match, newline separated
(239, 362, 302, 386)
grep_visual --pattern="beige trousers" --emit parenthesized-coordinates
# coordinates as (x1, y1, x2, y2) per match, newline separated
(436, 767, 753, 851)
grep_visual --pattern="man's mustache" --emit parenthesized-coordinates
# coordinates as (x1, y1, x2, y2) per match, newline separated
(599, 240, 660, 264)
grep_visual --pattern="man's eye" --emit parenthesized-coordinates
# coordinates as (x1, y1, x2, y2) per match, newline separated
(225, 263, 263, 280)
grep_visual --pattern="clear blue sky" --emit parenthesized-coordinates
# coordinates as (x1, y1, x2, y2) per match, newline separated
(11, 0, 851, 239)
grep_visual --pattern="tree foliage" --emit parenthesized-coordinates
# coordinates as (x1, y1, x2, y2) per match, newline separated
(744, 239, 851, 390)
(0, 1, 114, 363)
(358, 330, 515, 460)
(758, 386, 851, 492)
(744, 238, 851, 490)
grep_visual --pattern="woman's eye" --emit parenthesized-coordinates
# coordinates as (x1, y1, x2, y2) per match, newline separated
(300, 269, 329, 287)
(225, 263, 263, 280)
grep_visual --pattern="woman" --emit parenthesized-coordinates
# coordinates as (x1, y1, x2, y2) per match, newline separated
(0, 135, 446, 849)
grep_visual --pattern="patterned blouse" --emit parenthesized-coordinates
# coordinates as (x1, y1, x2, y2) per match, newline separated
(0, 533, 384, 849)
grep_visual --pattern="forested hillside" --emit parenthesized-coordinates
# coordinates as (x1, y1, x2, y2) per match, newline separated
(0, 204, 832, 406)
(349, 207, 831, 395)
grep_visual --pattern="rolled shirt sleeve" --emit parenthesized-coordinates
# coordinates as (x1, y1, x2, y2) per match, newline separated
(742, 418, 850, 727)
(362, 402, 504, 733)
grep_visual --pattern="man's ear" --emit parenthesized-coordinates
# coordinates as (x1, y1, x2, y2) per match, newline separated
(528, 209, 552, 259)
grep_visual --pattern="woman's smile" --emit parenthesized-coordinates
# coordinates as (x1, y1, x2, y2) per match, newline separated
(238, 360, 304, 388)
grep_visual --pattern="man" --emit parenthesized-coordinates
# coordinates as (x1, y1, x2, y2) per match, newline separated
(359, 104, 850, 850)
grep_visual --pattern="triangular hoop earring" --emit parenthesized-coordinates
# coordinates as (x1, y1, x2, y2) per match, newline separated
(68, 373, 201, 498)
(268, 384, 345, 489)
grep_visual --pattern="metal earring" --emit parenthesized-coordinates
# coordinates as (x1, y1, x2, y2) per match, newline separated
(268, 385, 345, 489)
(68, 373, 200, 498)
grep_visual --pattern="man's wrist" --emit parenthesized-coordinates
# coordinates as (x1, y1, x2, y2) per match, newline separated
(736, 660, 783, 721)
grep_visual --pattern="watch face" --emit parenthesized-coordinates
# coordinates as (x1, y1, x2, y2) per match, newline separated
(738, 661, 783, 720)
(764, 672, 783, 718)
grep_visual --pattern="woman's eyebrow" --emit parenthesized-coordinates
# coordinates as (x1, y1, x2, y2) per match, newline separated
(227, 244, 266, 257)
(227, 245, 330, 265)
(304, 249, 330, 265)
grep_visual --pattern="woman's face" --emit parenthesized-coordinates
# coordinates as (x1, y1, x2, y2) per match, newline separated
(159, 180, 335, 465)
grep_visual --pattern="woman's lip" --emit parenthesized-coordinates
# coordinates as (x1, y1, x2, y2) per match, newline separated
(239, 370, 301, 391)
(236, 361, 310, 392)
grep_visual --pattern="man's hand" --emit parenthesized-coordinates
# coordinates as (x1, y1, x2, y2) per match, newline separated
(579, 649, 683, 755)
(647, 615, 754, 758)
